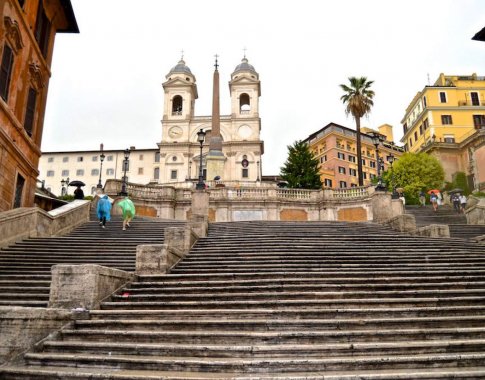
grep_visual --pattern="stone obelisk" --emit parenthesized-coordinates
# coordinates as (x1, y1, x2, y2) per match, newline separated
(206, 55, 225, 181)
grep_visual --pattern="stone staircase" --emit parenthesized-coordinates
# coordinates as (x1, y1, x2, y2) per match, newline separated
(406, 204, 485, 240)
(2, 220, 485, 379)
(0, 215, 183, 307)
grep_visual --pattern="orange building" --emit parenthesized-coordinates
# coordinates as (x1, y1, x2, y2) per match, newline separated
(305, 122, 404, 189)
(0, 0, 78, 211)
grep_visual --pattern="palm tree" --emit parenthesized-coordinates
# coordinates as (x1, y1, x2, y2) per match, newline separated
(340, 77, 375, 186)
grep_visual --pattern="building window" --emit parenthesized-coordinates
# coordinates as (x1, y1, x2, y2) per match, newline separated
(61, 170, 69, 177)
(154, 167, 160, 180)
(48, 157, 54, 163)
(17, 0, 25, 8)
(320, 155, 327, 163)
(92, 156, 98, 162)
(76, 169, 84, 176)
(370, 173, 376, 180)
(324, 179, 332, 187)
(348, 155, 356, 163)
(349, 168, 357, 176)
(0, 44, 14, 101)
(138, 167, 144, 175)
(242, 168, 249, 178)
(441, 115, 453, 125)
(62, 156, 69, 163)
(46, 170, 54, 177)
(439, 92, 447, 103)
(370, 161, 376, 168)
(423, 96, 427, 108)
(419, 124, 423, 135)
(91, 169, 99, 176)
(107, 155, 113, 161)
(339, 181, 347, 188)
(414, 131, 418, 141)
(338, 166, 346, 174)
(363, 172, 367, 179)
(106, 168, 114, 175)
(361, 159, 366, 166)
(240, 93, 250, 114)
(337, 152, 345, 160)
(473, 115, 485, 129)
(23, 88, 37, 136)
(409, 138, 413, 147)
(471, 92, 480, 106)
(443, 134, 455, 143)
(154, 152, 160, 162)
(34, 0, 51, 58)
(77, 156, 83, 162)
(423, 118, 429, 130)
(139, 154, 144, 161)
(13, 173, 25, 208)
(170, 170, 177, 180)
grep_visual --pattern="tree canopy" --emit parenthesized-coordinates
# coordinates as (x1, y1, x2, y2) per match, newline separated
(280, 140, 322, 189)
(340, 76, 375, 186)
(382, 152, 445, 203)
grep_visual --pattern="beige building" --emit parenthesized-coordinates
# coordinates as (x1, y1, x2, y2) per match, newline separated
(39, 147, 158, 196)
(158, 57, 264, 184)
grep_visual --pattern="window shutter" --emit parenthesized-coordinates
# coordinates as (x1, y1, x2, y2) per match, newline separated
(24, 88, 37, 136)
(0, 45, 14, 101)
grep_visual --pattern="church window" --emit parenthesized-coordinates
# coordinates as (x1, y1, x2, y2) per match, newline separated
(0, 44, 14, 101)
(154, 152, 160, 162)
(240, 93, 250, 114)
(172, 156, 177, 162)
(242, 168, 249, 178)
(171, 170, 177, 180)
(172, 95, 183, 115)
(154, 167, 160, 180)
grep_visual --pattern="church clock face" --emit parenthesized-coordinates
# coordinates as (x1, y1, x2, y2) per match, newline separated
(168, 126, 183, 139)
(238, 125, 252, 139)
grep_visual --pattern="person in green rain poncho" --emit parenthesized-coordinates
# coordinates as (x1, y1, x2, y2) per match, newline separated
(118, 197, 135, 231)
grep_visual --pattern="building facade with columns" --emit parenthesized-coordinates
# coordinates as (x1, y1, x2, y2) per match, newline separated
(157, 57, 264, 184)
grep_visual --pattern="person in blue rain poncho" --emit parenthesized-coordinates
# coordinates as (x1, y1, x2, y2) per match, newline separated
(96, 195, 112, 229)
(117, 197, 135, 231)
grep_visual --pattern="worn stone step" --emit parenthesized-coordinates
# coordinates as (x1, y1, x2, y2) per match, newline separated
(22, 351, 485, 372)
(72, 315, 485, 332)
(41, 339, 485, 358)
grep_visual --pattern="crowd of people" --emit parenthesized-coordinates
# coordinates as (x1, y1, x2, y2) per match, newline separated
(422, 190, 467, 213)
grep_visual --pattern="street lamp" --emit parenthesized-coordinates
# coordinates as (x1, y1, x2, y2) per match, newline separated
(256, 160, 260, 182)
(370, 132, 386, 191)
(195, 129, 206, 190)
(386, 152, 399, 199)
(120, 148, 130, 196)
(97, 143, 106, 189)
(61, 177, 70, 196)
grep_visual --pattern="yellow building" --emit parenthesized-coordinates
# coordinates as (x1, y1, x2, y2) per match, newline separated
(306, 123, 404, 189)
(400, 73, 485, 188)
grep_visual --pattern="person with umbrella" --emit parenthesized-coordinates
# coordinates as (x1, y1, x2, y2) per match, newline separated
(428, 190, 439, 212)
(96, 195, 112, 229)
(118, 197, 135, 231)
(69, 180, 86, 200)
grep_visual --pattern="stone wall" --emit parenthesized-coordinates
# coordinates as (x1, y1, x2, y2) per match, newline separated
(0, 306, 73, 365)
(0, 200, 90, 249)
(466, 196, 485, 225)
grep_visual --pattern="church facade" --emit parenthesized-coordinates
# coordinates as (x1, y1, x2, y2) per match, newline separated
(157, 57, 264, 184)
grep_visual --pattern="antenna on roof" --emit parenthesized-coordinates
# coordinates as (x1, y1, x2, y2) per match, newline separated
(427, 73, 430, 85)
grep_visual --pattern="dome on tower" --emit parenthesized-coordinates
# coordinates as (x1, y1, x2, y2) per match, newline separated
(168, 59, 192, 75)
(232, 57, 258, 77)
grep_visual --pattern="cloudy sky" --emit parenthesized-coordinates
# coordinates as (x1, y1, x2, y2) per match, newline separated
(42, 0, 485, 175)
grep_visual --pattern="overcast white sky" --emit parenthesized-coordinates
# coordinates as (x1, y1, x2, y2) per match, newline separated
(42, 0, 485, 175)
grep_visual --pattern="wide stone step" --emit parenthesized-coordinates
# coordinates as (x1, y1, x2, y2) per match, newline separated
(40, 338, 485, 358)
(3, 365, 485, 379)
(21, 351, 485, 372)
(100, 296, 485, 310)
(72, 315, 485, 332)
(89, 305, 485, 320)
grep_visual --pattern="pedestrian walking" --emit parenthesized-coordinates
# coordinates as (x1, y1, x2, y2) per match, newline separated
(419, 191, 426, 207)
(118, 197, 136, 231)
(430, 191, 438, 212)
(96, 194, 112, 229)
(451, 193, 461, 213)
(73, 186, 84, 200)
(459, 194, 467, 213)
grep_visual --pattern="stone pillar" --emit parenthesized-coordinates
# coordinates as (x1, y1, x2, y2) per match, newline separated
(136, 244, 170, 275)
(49, 264, 134, 310)
(371, 192, 399, 222)
(192, 190, 209, 219)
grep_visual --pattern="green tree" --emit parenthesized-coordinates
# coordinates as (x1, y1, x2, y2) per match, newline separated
(280, 140, 322, 189)
(382, 152, 445, 204)
(340, 76, 375, 186)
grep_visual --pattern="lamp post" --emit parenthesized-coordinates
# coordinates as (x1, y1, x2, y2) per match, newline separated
(195, 129, 206, 190)
(370, 133, 386, 191)
(61, 177, 70, 196)
(386, 152, 399, 199)
(256, 160, 260, 182)
(120, 148, 130, 196)
(97, 143, 106, 189)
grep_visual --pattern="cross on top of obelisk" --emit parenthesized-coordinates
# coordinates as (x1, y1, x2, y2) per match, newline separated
(214, 54, 219, 70)
(180, 49, 184, 60)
